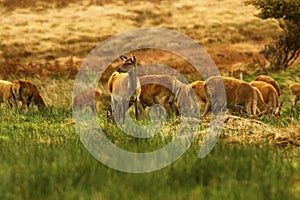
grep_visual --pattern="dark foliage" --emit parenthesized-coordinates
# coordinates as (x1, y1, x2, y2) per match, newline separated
(245, 0, 300, 70)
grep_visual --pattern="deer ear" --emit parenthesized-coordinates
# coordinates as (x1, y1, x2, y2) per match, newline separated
(130, 54, 136, 63)
(120, 55, 127, 61)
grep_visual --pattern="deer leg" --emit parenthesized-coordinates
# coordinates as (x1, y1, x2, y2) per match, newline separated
(26, 96, 34, 111)
(111, 97, 118, 123)
(173, 101, 180, 116)
(136, 101, 146, 120)
(201, 100, 211, 118)
(4, 100, 12, 109)
(134, 100, 139, 120)
(107, 105, 113, 121)
(20, 97, 28, 111)
(234, 104, 247, 115)
(292, 95, 299, 111)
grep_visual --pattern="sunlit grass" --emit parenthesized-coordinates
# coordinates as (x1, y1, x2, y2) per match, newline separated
(0, 112, 299, 200)
(0, 89, 299, 199)
(0, 0, 299, 199)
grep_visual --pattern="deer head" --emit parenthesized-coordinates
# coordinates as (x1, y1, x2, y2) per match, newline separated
(117, 54, 137, 73)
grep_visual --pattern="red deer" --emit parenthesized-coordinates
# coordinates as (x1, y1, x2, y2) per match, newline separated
(175, 83, 199, 118)
(108, 55, 140, 123)
(290, 83, 300, 111)
(202, 76, 257, 117)
(190, 81, 206, 103)
(12, 80, 46, 111)
(190, 80, 207, 113)
(137, 75, 198, 119)
(251, 81, 282, 117)
(138, 75, 180, 118)
(253, 86, 268, 115)
(0, 80, 16, 108)
(73, 89, 101, 113)
(254, 75, 281, 97)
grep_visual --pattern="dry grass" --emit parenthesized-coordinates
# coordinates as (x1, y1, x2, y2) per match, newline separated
(0, 0, 280, 72)
(198, 115, 300, 150)
(223, 116, 300, 147)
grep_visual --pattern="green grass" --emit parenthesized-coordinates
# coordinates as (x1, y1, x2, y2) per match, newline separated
(0, 107, 299, 200)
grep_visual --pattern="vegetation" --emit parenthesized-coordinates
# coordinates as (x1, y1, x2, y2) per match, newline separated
(0, 63, 299, 199)
(246, 0, 300, 70)
(0, 108, 300, 200)
(0, 0, 299, 199)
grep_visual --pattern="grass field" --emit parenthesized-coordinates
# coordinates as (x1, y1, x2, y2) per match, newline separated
(0, 0, 300, 199)
(0, 108, 300, 200)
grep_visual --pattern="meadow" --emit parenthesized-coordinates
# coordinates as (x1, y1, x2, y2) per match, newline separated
(0, 107, 300, 200)
(0, 0, 300, 199)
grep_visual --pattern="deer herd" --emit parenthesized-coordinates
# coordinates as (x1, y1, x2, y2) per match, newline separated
(104, 54, 299, 123)
(103, 55, 300, 122)
(0, 54, 299, 122)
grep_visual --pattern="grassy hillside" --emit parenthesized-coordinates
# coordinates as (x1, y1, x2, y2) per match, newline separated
(0, 0, 279, 71)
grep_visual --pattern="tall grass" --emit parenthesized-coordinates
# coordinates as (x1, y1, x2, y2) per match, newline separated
(0, 107, 299, 199)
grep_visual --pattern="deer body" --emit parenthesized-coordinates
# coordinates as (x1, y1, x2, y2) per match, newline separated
(290, 83, 300, 111)
(138, 75, 181, 117)
(254, 75, 281, 97)
(202, 76, 257, 117)
(251, 81, 281, 117)
(107, 55, 140, 122)
(253, 86, 268, 114)
(190, 81, 206, 103)
(73, 89, 101, 113)
(12, 80, 46, 110)
(138, 75, 198, 118)
(0, 80, 16, 108)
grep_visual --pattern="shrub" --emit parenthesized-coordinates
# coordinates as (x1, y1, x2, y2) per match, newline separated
(245, 0, 300, 70)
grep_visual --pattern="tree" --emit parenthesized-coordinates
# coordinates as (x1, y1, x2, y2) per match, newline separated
(245, 0, 300, 70)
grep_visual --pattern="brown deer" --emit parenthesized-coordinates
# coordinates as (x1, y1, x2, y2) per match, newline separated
(190, 80, 206, 103)
(253, 86, 268, 115)
(202, 76, 257, 117)
(12, 80, 46, 111)
(137, 75, 180, 118)
(0, 80, 16, 108)
(290, 83, 300, 111)
(107, 54, 140, 123)
(190, 80, 207, 113)
(73, 89, 101, 113)
(254, 75, 281, 97)
(137, 75, 198, 119)
(251, 81, 282, 117)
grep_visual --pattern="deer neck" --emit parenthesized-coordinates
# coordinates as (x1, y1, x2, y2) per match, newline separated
(128, 68, 137, 89)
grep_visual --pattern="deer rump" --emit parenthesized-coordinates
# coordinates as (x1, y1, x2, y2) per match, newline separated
(0, 80, 16, 108)
(203, 76, 257, 117)
(12, 80, 46, 110)
(254, 75, 281, 97)
(251, 81, 279, 116)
